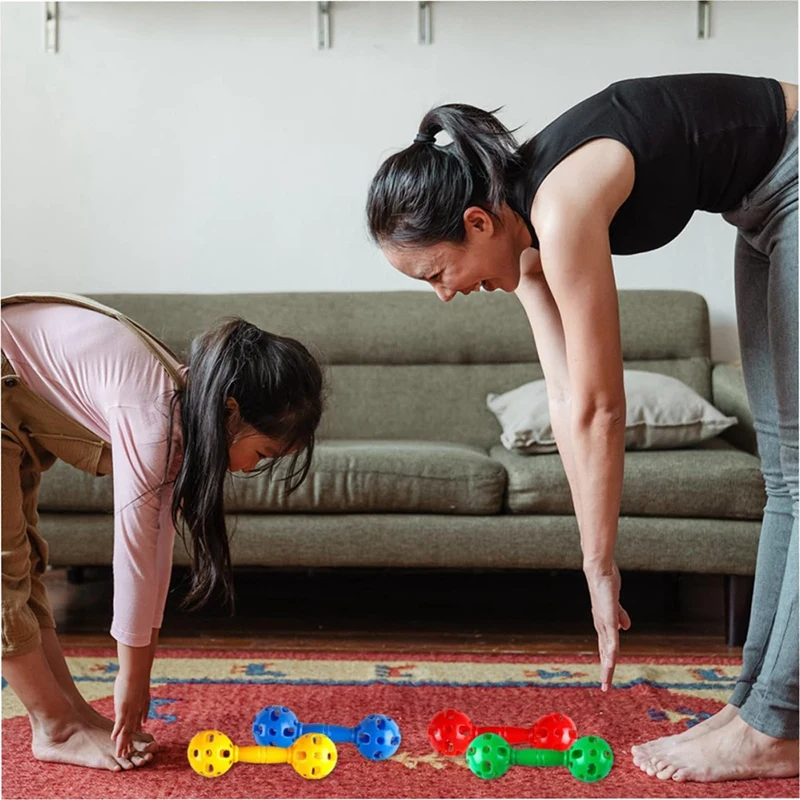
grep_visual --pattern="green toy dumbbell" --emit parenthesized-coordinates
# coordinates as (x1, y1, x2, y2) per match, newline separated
(465, 732, 613, 782)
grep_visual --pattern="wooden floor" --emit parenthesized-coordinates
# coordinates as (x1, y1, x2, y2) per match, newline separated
(49, 566, 742, 657)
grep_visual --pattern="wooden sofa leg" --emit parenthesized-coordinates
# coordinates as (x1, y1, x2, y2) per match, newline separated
(723, 574, 754, 647)
(66, 566, 86, 585)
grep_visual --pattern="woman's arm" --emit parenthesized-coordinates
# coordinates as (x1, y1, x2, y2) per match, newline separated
(515, 270, 584, 533)
(528, 137, 635, 689)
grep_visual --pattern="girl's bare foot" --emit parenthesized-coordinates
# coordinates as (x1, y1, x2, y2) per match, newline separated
(31, 716, 154, 771)
(648, 713, 799, 782)
(75, 702, 157, 753)
(631, 703, 739, 771)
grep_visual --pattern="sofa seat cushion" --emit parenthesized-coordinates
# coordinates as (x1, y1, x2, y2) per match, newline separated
(490, 438, 765, 519)
(231, 440, 506, 514)
(38, 441, 507, 516)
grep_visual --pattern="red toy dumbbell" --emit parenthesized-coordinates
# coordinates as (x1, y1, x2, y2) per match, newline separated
(428, 709, 577, 755)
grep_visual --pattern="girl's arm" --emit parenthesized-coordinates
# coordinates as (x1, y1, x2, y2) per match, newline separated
(106, 404, 176, 754)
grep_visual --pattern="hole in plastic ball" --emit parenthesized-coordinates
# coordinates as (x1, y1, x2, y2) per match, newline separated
(483, 746, 491, 753)
(482, 762, 491, 772)
(271, 710, 280, 721)
(468, 747, 476, 756)
(193, 750, 199, 758)
(374, 750, 382, 759)
(359, 733, 370, 744)
(285, 727, 295, 737)
(588, 764, 597, 775)
(206, 764, 214, 773)
(207, 734, 215, 743)
(221, 750, 231, 759)
(377, 737, 384, 745)
(377, 718, 386, 729)
(590, 749, 597, 757)
(573, 749, 583, 760)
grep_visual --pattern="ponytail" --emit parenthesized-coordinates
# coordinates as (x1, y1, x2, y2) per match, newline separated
(367, 104, 520, 246)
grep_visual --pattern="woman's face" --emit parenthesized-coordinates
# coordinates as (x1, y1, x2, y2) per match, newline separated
(382, 205, 532, 302)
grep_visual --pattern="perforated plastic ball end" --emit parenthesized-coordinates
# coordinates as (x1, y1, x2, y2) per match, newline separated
(465, 733, 512, 780)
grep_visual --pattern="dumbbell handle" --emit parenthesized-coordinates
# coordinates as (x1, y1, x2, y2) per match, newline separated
(474, 725, 536, 745)
(235, 744, 290, 765)
(299, 723, 356, 743)
(513, 748, 568, 768)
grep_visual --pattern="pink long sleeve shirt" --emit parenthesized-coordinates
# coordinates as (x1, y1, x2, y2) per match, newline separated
(2, 302, 185, 647)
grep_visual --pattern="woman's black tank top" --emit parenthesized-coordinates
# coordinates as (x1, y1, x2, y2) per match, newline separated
(510, 73, 787, 254)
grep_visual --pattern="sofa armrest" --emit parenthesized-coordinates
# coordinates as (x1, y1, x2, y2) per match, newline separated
(712, 363, 757, 456)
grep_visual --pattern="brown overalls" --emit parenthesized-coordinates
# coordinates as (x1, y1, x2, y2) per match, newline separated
(1, 293, 183, 657)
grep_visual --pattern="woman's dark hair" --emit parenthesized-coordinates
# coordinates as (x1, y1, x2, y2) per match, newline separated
(367, 103, 521, 248)
(166, 319, 324, 612)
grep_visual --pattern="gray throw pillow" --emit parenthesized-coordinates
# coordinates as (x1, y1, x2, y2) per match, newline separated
(487, 370, 738, 454)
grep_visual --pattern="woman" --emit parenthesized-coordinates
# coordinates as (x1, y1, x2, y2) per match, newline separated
(366, 73, 798, 782)
(1, 293, 324, 770)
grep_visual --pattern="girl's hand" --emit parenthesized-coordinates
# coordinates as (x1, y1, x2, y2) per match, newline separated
(112, 641, 153, 758)
(140, 687, 151, 729)
(112, 672, 149, 758)
(583, 561, 631, 691)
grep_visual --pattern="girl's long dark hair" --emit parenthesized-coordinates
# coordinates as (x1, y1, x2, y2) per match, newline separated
(367, 104, 521, 247)
(166, 319, 324, 611)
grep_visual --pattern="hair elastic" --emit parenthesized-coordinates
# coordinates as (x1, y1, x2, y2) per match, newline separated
(414, 132, 436, 145)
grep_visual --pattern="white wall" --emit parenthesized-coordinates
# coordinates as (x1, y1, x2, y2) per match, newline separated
(1, 1, 797, 360)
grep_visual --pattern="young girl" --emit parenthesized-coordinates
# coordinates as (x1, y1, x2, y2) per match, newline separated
(367, 74, 798, 782)
(1, 293, 323, 771)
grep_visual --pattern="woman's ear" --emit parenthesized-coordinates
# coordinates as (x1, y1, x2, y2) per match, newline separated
(463, 206, 494, 237)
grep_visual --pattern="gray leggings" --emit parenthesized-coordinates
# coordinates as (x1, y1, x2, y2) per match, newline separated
(722, 112, 798, 740)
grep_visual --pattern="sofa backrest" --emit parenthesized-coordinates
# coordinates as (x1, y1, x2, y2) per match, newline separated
(91, 290, 711, 450)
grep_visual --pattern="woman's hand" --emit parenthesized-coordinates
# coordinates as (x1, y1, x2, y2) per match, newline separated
(583, 560, 631, 691)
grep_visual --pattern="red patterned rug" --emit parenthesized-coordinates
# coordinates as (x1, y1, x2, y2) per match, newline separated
(2, 649, 798, 798)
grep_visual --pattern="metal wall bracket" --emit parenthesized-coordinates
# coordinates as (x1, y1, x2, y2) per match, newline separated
(697, 1, 711, 39)
(45, 1, 59, 53)
(317, 2, 331, 49)
(418, 2, 432, 45)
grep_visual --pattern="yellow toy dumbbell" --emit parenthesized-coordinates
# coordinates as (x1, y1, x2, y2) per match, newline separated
(188, 729, 338, 779)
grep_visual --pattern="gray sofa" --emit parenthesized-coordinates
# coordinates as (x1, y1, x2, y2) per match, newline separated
(36, 290, 764, 643)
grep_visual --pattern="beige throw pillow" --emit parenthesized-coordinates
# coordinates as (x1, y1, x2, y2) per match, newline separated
(487, 370, 738, 454)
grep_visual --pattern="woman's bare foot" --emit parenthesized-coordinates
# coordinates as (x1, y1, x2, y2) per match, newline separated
(647, 713, 798, 782)
(31, 715, 154, 771)
(631, 703, 739, 771)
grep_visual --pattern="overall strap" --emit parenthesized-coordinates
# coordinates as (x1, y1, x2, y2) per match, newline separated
(2, 292, 185, 389)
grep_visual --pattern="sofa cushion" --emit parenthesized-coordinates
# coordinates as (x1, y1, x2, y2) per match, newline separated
(486, 370, 737, 454)
(490, 438, 765, 519)
(38, 441, 507, 516)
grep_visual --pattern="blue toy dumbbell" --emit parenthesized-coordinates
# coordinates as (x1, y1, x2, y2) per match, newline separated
(253, 705, 401, 761)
